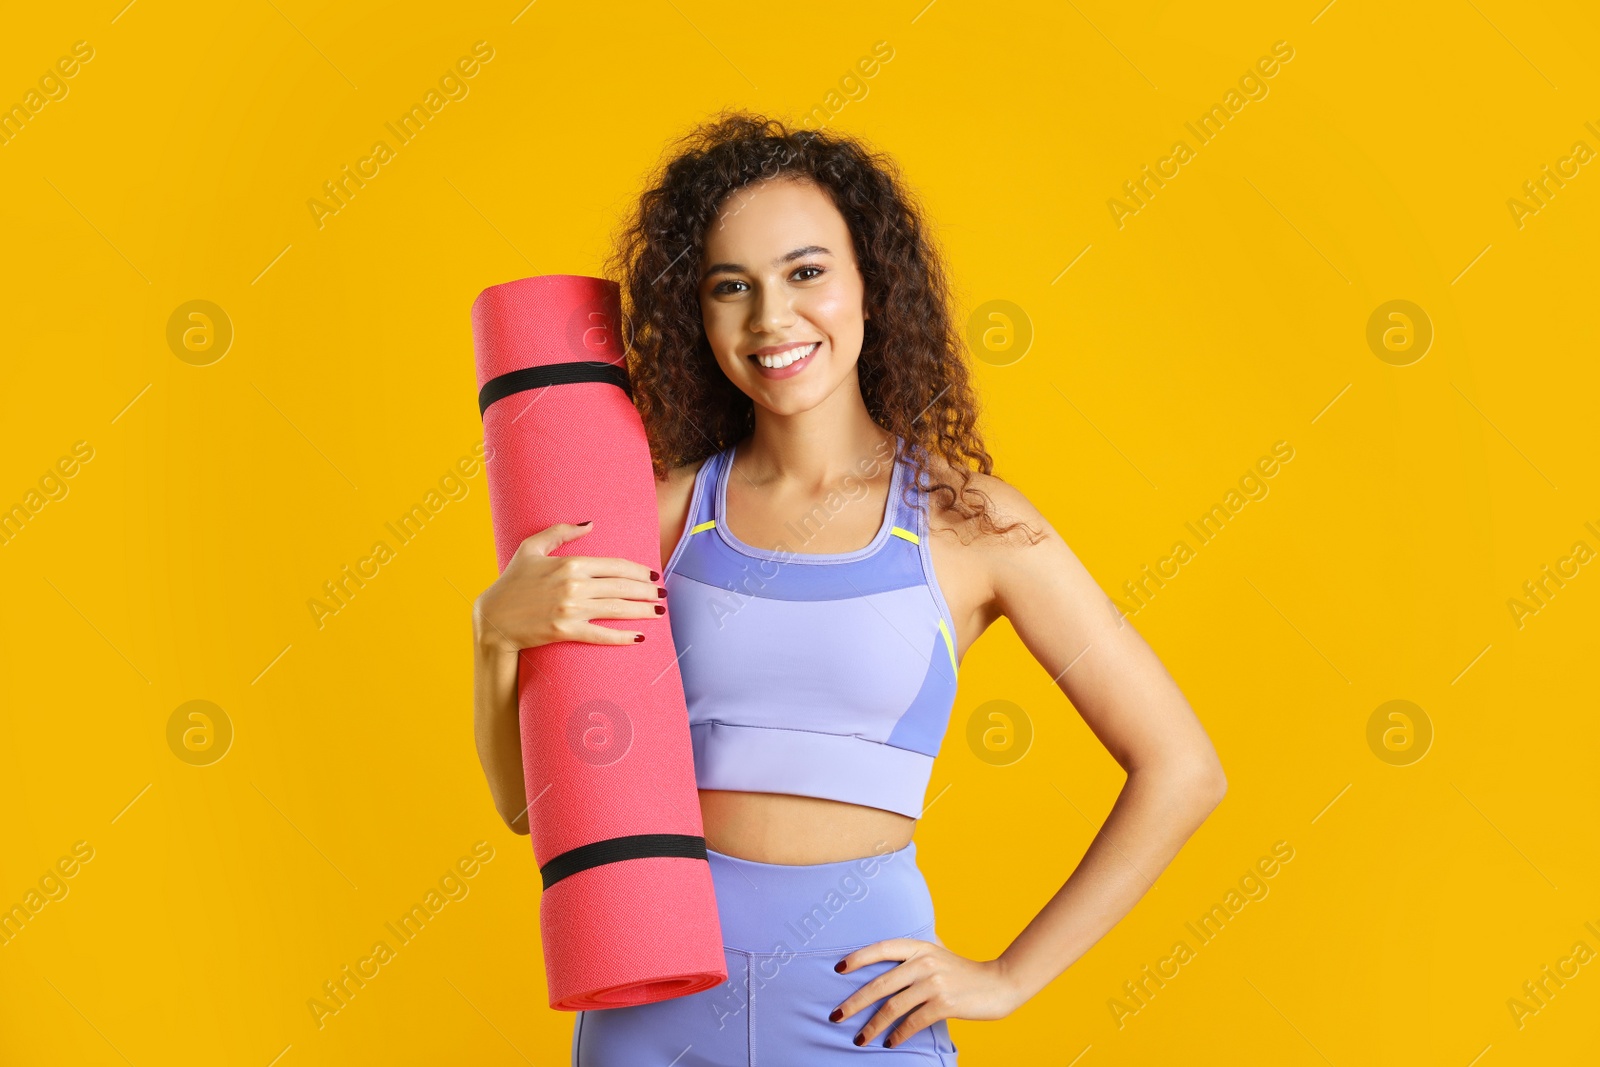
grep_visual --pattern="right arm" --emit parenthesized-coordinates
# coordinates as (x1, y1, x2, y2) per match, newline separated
(471, 613, 529, 834)
(470, 521, 665, 835)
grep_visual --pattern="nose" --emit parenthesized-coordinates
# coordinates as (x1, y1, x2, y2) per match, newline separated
(747, 284, 797, 335)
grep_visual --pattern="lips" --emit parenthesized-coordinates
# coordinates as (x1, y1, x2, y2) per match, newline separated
(749, 341, 820, 367)
(749, 340, 820, 379)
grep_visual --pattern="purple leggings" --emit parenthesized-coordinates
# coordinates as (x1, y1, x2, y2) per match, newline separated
(571, 840, 959, 1065)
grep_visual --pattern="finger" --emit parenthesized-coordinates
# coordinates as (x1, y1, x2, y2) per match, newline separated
(563, 553, 660, 585)
(883, 1003, 947, 1050)
(833, 941, 934, 1022)
(578, 575, 669, 603)
(855, 983, 926, 1048)
(582, 596, 668, 621)
(560, 620, 648, 645)
(515, 522, 594, 558)
(836, 938, 928, 973)
(832, 962, 909, 1024)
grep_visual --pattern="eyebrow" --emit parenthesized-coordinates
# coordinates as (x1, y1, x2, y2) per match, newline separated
(701, 245, 833, 282)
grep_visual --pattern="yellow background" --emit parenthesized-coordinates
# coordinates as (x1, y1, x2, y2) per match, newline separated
(3, 0, 1597, 1063)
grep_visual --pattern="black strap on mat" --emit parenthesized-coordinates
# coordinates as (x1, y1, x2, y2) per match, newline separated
(539, 833, 709, 890)
(478, 360, 632, 417)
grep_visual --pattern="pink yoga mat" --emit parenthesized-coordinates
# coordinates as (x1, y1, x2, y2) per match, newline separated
(472, 274, 725, 1011)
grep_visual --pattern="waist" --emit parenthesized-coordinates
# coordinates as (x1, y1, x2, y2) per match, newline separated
(698, 788, 914, 865)
(707, 839, 935, 953)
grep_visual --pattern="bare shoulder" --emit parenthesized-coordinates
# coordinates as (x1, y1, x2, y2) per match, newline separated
(919, 451, 1055, 551)
(918, 453, 1124, 642)
(656, 455, 709, 493)
(916, 451, 1062, 654)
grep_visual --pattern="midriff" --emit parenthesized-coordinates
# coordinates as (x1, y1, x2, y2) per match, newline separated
(697, 789, 916, 865)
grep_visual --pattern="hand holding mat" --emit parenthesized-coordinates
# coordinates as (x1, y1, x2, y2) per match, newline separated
(472, 274, 725, 1011)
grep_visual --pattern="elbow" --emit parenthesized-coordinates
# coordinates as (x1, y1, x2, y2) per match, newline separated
(1155, 759, 1225, 817)
(501, 807, 531, 836)
(1129, 759, 1226, 819)
(1191, 763, 1227, 814)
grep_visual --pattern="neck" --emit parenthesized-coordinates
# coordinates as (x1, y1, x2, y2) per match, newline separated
(737, 417, 899, 492)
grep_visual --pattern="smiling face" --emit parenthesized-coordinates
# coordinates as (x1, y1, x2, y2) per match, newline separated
(698, 176, 870, 415)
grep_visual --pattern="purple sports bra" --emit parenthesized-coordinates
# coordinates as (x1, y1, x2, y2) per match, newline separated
(661, 434, 961, 819)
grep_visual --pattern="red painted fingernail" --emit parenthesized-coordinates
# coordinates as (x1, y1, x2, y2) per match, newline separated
(834, 959, 846, 972)
(654, 604, 665, 614)
(828, 1009, 842, 1023)
(649, 569, 659, 581)
(853, 1033, 864, 1046)
(579, 520, 593, 526)
(633, 634, 645, 642)
(657, 587, 667, 597)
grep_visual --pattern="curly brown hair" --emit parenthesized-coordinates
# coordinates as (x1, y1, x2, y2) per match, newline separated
(604, 109, 1038, 543)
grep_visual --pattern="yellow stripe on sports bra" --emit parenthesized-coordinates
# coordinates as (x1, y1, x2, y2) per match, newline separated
(889, 526, 919, 543)
(937, 617, 958, 675)
(689, 519, 716, 534)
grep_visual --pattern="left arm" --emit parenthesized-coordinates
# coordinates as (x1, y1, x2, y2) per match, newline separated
(983, 489, 1226, 1004)
(834, 481, 1226, 1048)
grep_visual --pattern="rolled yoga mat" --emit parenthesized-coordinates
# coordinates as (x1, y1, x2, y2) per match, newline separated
(472, 274, 726, 1011)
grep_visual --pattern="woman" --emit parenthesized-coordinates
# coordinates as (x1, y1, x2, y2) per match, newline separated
(472, 112, 1226, 1064)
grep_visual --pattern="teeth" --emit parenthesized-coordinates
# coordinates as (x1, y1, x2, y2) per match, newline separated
(756, 342, 818, 368)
